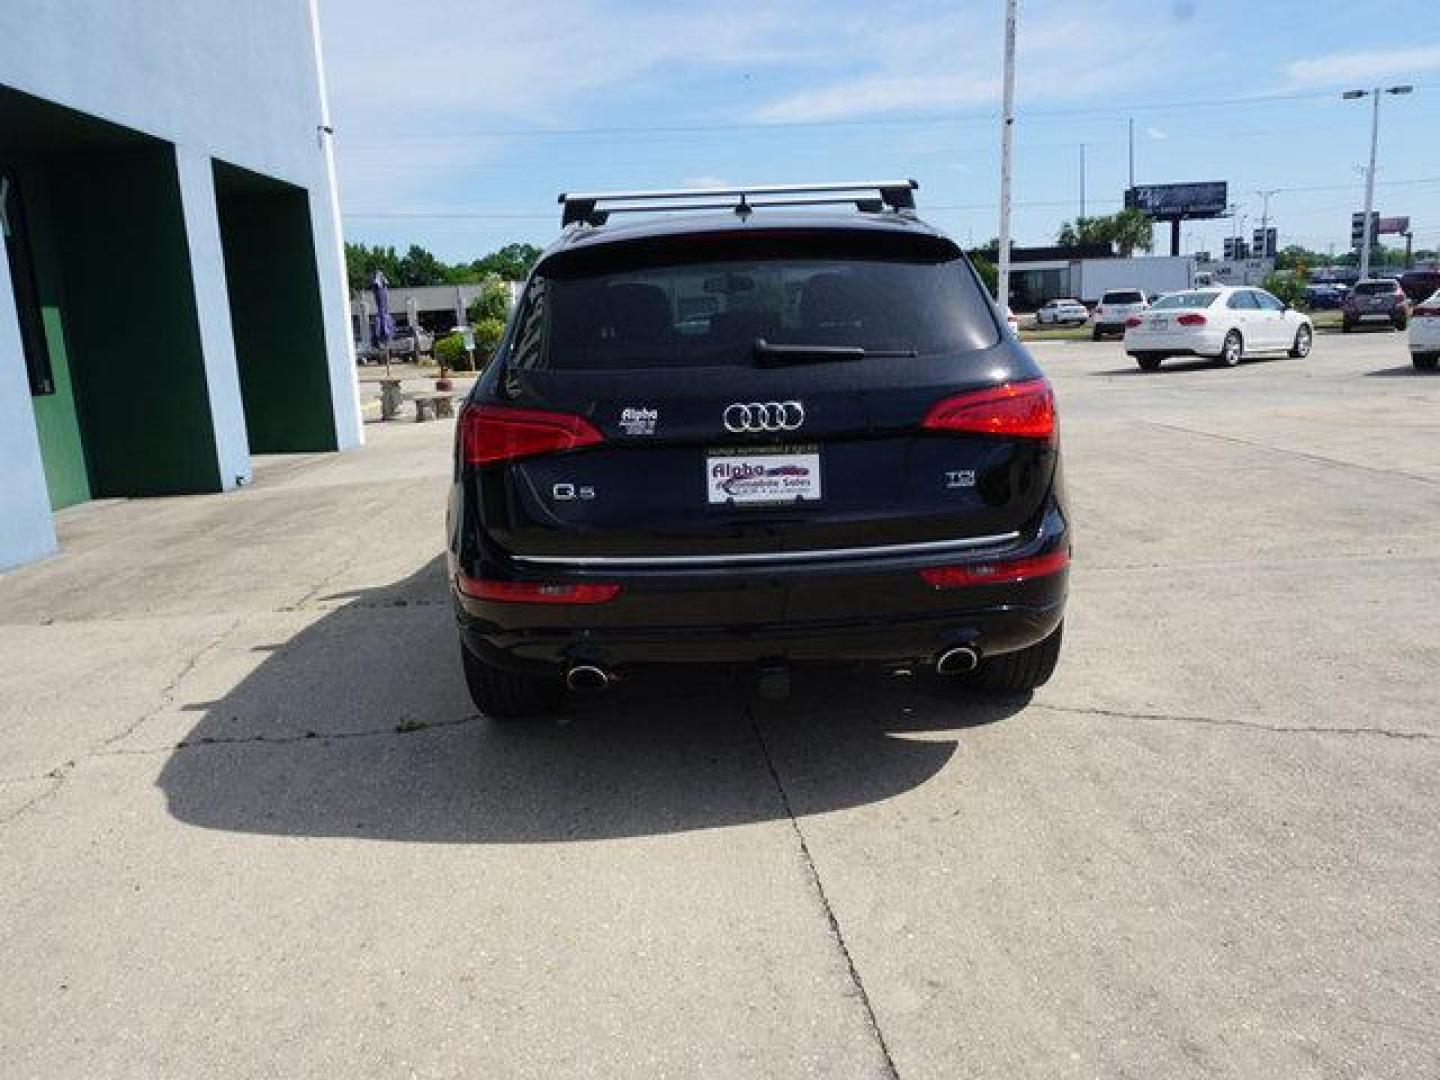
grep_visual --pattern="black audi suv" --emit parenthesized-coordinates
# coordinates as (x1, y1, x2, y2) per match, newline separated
(447, 181, 1069, 717)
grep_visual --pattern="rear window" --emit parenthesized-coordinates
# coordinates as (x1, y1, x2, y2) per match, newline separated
(1151, 291, 1219, 309)
(1355, 281, 1399, 295)
(509, 233, 998, 371)
(1102, 290, 1144, 304)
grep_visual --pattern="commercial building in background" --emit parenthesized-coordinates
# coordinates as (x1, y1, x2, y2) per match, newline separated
(995, 245, 1200, 308)
(0, 0, 360, 572)
(351, 281, 527, 348)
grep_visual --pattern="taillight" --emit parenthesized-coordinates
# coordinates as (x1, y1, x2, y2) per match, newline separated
(922, 378, 1056, 441)
(459, 404, 604, 465)
(455, 573, 621, 604)
(1177, 312, 1207, 326)
(1125, 316, 1143, 328)
(919, 549, 1069, 589)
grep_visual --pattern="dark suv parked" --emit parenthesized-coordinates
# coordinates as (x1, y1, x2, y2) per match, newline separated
(1343, 278, 1409, 331)
(447, 181, 1069, 717)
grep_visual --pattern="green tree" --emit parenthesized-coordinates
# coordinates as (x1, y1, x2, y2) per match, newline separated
(473, 317, 507, 354)
(472, 243, 543, 281)
(1056, 209, 1153, 256)
(345, 242, 403, 292)
(1263, 270, 1307, 308)
(433, 332, 472, 372)
(466, 274, 512, 324)
(969, 252, 998, 296)
(395, 244, 450, 287)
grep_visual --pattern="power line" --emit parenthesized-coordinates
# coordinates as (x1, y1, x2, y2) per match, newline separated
(340, 175, 1440, 222)
(338, 86, 1407, 145)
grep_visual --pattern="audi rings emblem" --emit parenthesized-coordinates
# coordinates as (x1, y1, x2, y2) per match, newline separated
(723, 401, 805, 433)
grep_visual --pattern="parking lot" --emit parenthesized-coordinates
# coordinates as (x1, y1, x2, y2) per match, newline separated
(1, 331, 1437, 1077)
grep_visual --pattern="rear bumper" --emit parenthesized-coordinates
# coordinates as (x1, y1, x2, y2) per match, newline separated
(1409, 320, 1440, 352)
(1125, 328, 1225, 357)
(454, 517, 1069, 674)
(458, 595, 1065, 674)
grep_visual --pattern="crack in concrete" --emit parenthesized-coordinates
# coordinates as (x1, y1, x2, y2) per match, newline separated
(2, 620, 248, 828)
(1143, 421, 1440, 488)
(99, 617, 245, 752)
(0, 761, 75, 825)
(96, 713, 482, 757)
(747, 705, 902, 1080)
(1034, 702, 1438, 742)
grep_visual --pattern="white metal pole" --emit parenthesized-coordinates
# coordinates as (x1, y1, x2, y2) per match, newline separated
(1360, 88, 1379, 280)
(1079, 143, 1086, 221)
(1127, 117, 1135, 189)
(996, 0, 1018, 308)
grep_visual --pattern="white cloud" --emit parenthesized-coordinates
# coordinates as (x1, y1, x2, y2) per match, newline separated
(1282, 44, 1440, 88)
(319, 0, 802, 131)
(748, 6, 1176, 123)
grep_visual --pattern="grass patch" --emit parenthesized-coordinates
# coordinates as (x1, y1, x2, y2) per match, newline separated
(1019, 324, 1096, 343)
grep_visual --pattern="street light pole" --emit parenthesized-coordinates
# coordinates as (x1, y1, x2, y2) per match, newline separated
(1127, 117, 1135, 189)
(996, 0, 1018, 309)
(1079, 143, 1086, 220)
(1344, 85, 1412, 280)
(1361, 89, 1380, 279)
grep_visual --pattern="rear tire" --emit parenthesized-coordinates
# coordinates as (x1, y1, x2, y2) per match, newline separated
(1414, 353, 1439, 372)
(460, 643, 563, 719)
(1092, 327, 1104, 341)
(1342, 319, 1354, 333)
(1135, 353, 1164, 372)
(1394, 315, 1409, 331)
(962, 623, 1064, 694)
(1219, 330, 1243, 367)
(1289, 325, 1313, 358)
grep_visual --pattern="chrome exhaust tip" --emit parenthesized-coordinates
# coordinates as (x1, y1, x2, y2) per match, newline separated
(565, 664, 611, 693)
(935, 646, 980, 676)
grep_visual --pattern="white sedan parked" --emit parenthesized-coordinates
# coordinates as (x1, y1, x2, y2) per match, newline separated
(1123, 286, 1313, 371)
(1409, 290, 1440, 371)
(1035, 298, 1090, 325)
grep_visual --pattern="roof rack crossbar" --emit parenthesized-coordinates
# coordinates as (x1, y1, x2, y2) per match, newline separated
(557, 179, 917, 227)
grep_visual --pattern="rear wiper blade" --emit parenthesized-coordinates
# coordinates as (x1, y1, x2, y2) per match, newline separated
(753, 338, 917, 367)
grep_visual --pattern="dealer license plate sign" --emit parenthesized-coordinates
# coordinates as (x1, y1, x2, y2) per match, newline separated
(706, 446, 822, 505)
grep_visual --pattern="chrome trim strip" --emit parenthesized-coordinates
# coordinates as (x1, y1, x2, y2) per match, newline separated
(510, 532, 1022, 569)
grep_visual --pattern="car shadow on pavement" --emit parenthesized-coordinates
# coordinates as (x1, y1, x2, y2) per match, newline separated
(1364, 364, 1435, 377)
(1091, 358, 1218, 376)
(156, 557, 1027, 844)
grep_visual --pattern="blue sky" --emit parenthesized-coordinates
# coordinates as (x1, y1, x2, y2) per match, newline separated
(319, 0, 1440, 262)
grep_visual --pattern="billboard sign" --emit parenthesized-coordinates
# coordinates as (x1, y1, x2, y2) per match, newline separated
(1377, 216, 1410, 235)
(1125, 182, 1228, 219)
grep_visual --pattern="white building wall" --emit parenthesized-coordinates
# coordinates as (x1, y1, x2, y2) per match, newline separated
(174, 146, 253, 491)
(0, 258, 59, 572)
(0, 0, 360, 452)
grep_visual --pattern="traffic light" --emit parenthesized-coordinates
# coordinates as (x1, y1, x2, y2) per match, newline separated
(1351, 211, 1379, 250)
(1252, 228, 1277, 258)
(1223, 237, 1236, 260)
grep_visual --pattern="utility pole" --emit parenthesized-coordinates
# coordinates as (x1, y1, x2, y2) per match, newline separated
(1127, 117, 1135, 189)
(1079, 143, 1086, 220)
(996, 0, 1018, 310)
(1344, 84, 1412, 280)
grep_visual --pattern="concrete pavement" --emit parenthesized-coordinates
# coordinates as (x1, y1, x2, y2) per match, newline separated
(1, 332, 1437, 1077)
